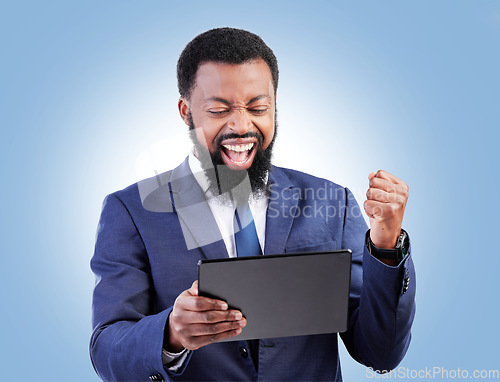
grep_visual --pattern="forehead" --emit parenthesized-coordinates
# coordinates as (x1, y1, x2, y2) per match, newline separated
(191, 59, 275, 102)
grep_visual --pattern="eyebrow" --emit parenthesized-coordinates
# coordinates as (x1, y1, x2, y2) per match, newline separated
(246, 95, 271, 105)
(206, 97, 231, 105)
(206, 95, 271, 106)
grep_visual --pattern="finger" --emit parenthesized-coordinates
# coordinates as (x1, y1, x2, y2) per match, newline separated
(366, 188, 405, 204)
(182, 309, 243, 324)
(375, 170, 397, 183)
(375, 170, 407, 188)
(187, 318, 247, 337)
(369, 177, 409, 196)
(365, 199, 403, 220)
(363, 200, 387, 220)
(183, 327, 244, 350)
(177, 295, 229, 312)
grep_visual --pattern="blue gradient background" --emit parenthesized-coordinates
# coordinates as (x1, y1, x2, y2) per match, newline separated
(2, 1, 499, 381)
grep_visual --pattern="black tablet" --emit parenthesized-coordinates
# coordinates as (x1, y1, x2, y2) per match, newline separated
(198, 249, 352, 341)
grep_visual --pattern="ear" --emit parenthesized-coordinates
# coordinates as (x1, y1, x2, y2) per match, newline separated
(178, 97, 190, 126)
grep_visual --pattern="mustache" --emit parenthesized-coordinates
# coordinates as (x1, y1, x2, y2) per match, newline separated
(215, 132, 263, 147)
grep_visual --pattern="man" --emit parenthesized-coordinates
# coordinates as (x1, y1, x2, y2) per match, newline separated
(90, 27, 415, 381)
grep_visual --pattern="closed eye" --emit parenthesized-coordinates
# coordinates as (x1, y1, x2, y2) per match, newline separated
(248, 108, 268, 115)
(207, 110, 230, 116)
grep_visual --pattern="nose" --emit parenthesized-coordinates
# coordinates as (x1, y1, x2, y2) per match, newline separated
(227, 108, 252, 135)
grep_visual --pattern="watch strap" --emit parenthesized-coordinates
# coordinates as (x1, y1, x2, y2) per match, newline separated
(365, 229, 409, 261)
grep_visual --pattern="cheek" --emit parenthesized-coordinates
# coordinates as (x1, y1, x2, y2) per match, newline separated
(264, 130, 275, 148)
(261, 117, 275, 149)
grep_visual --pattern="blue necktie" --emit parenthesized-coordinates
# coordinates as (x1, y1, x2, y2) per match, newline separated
(234, 202, 262, 257)
(233, 202, 261, 369)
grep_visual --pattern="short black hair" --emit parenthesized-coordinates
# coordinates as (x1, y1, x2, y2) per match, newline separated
(177, 27, 279, 99)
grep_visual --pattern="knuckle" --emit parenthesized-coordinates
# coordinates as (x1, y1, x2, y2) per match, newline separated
(170, 311, 179, 322)
(173, 299, 182, 311)
(172, 324, 181, 335)
(195, 299, 204, 309)
(204, 312, 214, 322)
(170, 317, 181, 331)
(389, 204, 398, 215)
(171, 318, 183, 332)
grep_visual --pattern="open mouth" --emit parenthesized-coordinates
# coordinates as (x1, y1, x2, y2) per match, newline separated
(220, 140, 258, 170)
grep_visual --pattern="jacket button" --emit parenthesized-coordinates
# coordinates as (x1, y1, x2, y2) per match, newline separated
(149, 373, 164, 382)
(401, 269, 410, 295)
(239, 346, 248, 359)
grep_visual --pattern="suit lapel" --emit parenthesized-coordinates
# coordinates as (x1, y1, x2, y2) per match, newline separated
(264, 166, 297, 255)
(169, 159, 228, 260)
(166, 160, 297, 258)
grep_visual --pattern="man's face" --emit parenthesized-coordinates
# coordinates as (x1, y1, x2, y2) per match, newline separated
(179, 59, 276, 173)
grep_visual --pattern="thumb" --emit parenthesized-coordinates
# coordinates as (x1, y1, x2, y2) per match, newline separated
(189, 280, 199, 296)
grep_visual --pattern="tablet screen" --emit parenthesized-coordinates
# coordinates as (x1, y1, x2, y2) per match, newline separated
(198, 250, 352, 341)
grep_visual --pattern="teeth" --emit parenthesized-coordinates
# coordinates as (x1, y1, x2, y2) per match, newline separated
(222, 143, 254, 152)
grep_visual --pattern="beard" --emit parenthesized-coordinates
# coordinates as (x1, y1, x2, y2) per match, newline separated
(188, 112, 277, 204)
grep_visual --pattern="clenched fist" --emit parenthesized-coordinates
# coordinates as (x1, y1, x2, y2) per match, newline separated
(364, 170, 409, 249)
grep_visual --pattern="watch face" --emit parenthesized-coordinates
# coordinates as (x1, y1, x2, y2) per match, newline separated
(396, 230, 410, 259)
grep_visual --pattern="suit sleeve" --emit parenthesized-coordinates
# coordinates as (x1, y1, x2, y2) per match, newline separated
(89, 193, 192, 381)
(339, 188, 416, 372)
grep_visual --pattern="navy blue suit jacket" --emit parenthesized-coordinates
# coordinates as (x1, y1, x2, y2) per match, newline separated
(90, 158, 415, 381)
